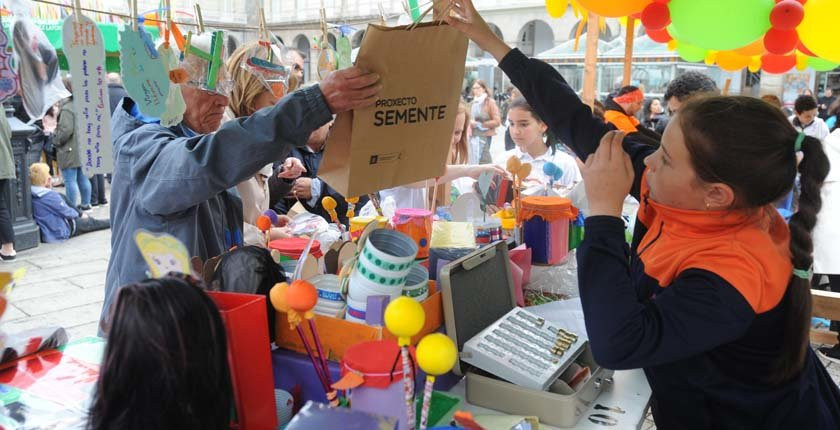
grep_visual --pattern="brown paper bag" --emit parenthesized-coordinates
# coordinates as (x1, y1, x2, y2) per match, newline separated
(319, 22, 469, 198)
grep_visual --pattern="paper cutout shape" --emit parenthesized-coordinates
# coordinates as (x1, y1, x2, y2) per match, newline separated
(336, 35, 352, 70)
(0, 17, 18, 102)
(12, 15, 70, 121)
(62, 14, 113, 175)
(135, 230, 192, 278)
(318, 48, 337, 80)
(157, 45, 185, 127)
(120, 25, 169, 117)
(477, 172, 493, 199)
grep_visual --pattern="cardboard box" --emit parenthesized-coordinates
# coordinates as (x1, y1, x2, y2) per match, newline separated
(275, 282, 443, 361)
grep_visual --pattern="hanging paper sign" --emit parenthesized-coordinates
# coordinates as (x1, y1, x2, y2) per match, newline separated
(336, 35, 352, 70)
(158, 45, 185, 127)
(62, 14, 113, 175)
(0, 19, 18, 102)
(119, 25, 169, 117)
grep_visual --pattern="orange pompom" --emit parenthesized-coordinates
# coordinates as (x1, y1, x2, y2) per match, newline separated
(286, 280, 317, 313)
(169, 68, 189, 84)
(256, 215, 272, 232)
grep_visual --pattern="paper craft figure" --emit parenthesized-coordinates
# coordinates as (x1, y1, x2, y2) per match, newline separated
(135, 230, 192, 278)
(0, 15, 19, 102)
(12, 14, 70, 121)
(62, 13, 113, 175)
(120, 23, 170, 117)
(158, 44, 185, 127)
(336, 35, 352, 70)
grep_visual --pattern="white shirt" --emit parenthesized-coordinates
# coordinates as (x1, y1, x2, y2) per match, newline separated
(379, 186, 428, 210)
(494, 147, 582, 196)
(789, 115, 830, 141)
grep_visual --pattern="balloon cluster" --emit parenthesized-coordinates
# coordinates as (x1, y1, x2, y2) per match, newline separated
(545, 0, 840, 74)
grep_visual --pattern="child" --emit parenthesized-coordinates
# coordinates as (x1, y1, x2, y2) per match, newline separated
(791, 94, 830, 141)
(29, 163, 109, 243)
(444, 1, 840, 427)
(495, 97, 581, 196)
(88, 275, 232, 429)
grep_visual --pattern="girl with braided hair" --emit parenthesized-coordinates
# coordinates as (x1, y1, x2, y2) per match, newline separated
(443, 0, 840, 427)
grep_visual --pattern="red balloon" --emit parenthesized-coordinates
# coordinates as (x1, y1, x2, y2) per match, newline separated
(761, 54, 796, 74)
(652, 0, 670, 3)
(646, 27, 672, 43)
(764, 28, 799, 55)
(798, 40, 816, 57)
(641, 3, 671, 30)
(770, 0, 805, 30)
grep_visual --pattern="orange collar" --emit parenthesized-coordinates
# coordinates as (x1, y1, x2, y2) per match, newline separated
(637, 171, 792, 314)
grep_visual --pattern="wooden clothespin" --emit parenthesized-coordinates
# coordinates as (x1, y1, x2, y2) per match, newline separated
(130, 0, 138, 31)
(162, 0, 172, 47)
(259, 7, 274, 62)
(194, 4, 205, 34)
(72, 0, 82, 22)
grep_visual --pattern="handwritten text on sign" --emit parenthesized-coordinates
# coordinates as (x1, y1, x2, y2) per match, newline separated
(62, 14, 112, 175)
(119, 26, 169, 118)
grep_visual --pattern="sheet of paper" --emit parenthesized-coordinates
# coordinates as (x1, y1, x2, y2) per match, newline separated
(119, 25, 169, 117)
(62, 14, 113, 175)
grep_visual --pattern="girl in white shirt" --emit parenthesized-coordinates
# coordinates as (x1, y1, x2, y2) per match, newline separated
(495, 97, 581, 196)
(374, 101, 505, 210)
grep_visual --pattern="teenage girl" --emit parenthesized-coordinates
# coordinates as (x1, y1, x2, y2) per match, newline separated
(444, 1, 840, 427)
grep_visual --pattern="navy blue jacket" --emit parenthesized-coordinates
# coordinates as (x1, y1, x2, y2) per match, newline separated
(499, 48, 840, 429)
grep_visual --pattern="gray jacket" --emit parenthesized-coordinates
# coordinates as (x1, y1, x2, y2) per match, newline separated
(54, 97, 82, 170)
(100, 85, 332, 332)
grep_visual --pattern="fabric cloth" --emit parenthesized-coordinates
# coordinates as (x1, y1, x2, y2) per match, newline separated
(379, 186, 427, 211)
(102, 85, 333, 334)
(0, 179, 13, 244)
(500, 47, 840, 428)
(494, 146, 581, 196)
(813, 129, 840, 274)
(790, 115, 831, 141)
(108, 83, 128, 115)
(31, 185, 82, 242)
(53, 97, 83, 169)
(0, 115, 15, 180)
(62, 167, 91, 208)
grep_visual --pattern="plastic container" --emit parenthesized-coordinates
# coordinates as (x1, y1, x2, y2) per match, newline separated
(268, 238, 324, 260)
(500, 217, 516, 240)
(349, 216, 389, 241)
(345, 295, 368, 323)
(340, 341, 417, 430)
(311, 274, 343, 304)
(348, 269, 403, 303)
(392, 208, 433, 259)
(364, 229, 418, 267)
(403, 264, 429, 302)
(521, 197, 578, 265)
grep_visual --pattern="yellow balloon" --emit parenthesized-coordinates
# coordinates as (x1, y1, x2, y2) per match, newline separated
(575, 0, 649, 18)
(545, 0, 569, 18)
(384, 297, 426, 343)
(795, 52, 808, 71)
(416, 334, 458, 376)
(800, 0, 840, 63)
(667, 40, 678, 51)
(704, 51, 718, 66)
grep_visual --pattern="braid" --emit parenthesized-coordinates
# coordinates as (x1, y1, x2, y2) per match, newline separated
(770, 135, 830, 384)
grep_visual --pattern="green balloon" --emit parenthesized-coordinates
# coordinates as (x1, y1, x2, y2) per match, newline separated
(808, 57, 839, 72)
(669, 0, 774, 51)
(677, 42, 706, 63)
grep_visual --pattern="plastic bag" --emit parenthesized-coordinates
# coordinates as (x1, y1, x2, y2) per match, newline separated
(10, 0, 69, 122)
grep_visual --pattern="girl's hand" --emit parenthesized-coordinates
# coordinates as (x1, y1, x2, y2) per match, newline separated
(580, 131, 634, 218)
(467, 164, 506, 180)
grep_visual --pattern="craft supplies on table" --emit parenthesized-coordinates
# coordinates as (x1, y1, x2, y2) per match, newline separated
(286, 401, 398, 429)
(430, 222, 477, 249)
(393, 208, 434, 259)
(474, 219, 502, 245)
(269, 238, 324, 260)
(349, 216, 389, 241)
(461, 307, 584, 390)
(310, 274, 345, 318)
(520, 197, 578, 265)
(404, 264, 430, 302)
(338, 340, 418, 430)
(438, 243, 613, 428)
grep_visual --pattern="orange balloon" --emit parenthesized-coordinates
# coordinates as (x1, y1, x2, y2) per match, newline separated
(576, 0, 650, 18)
(270, 282, 291, 313)
(286, 280, 318, 313)
(256, 215, 272, 232)
(716, 51, 752, 71)
(733, 39, 765, 57)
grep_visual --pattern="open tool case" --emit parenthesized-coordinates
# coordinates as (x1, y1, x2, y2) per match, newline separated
(439, 242, 614, 428)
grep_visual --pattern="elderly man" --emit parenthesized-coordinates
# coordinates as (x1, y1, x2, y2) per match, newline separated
(101, 33, 380, 332)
